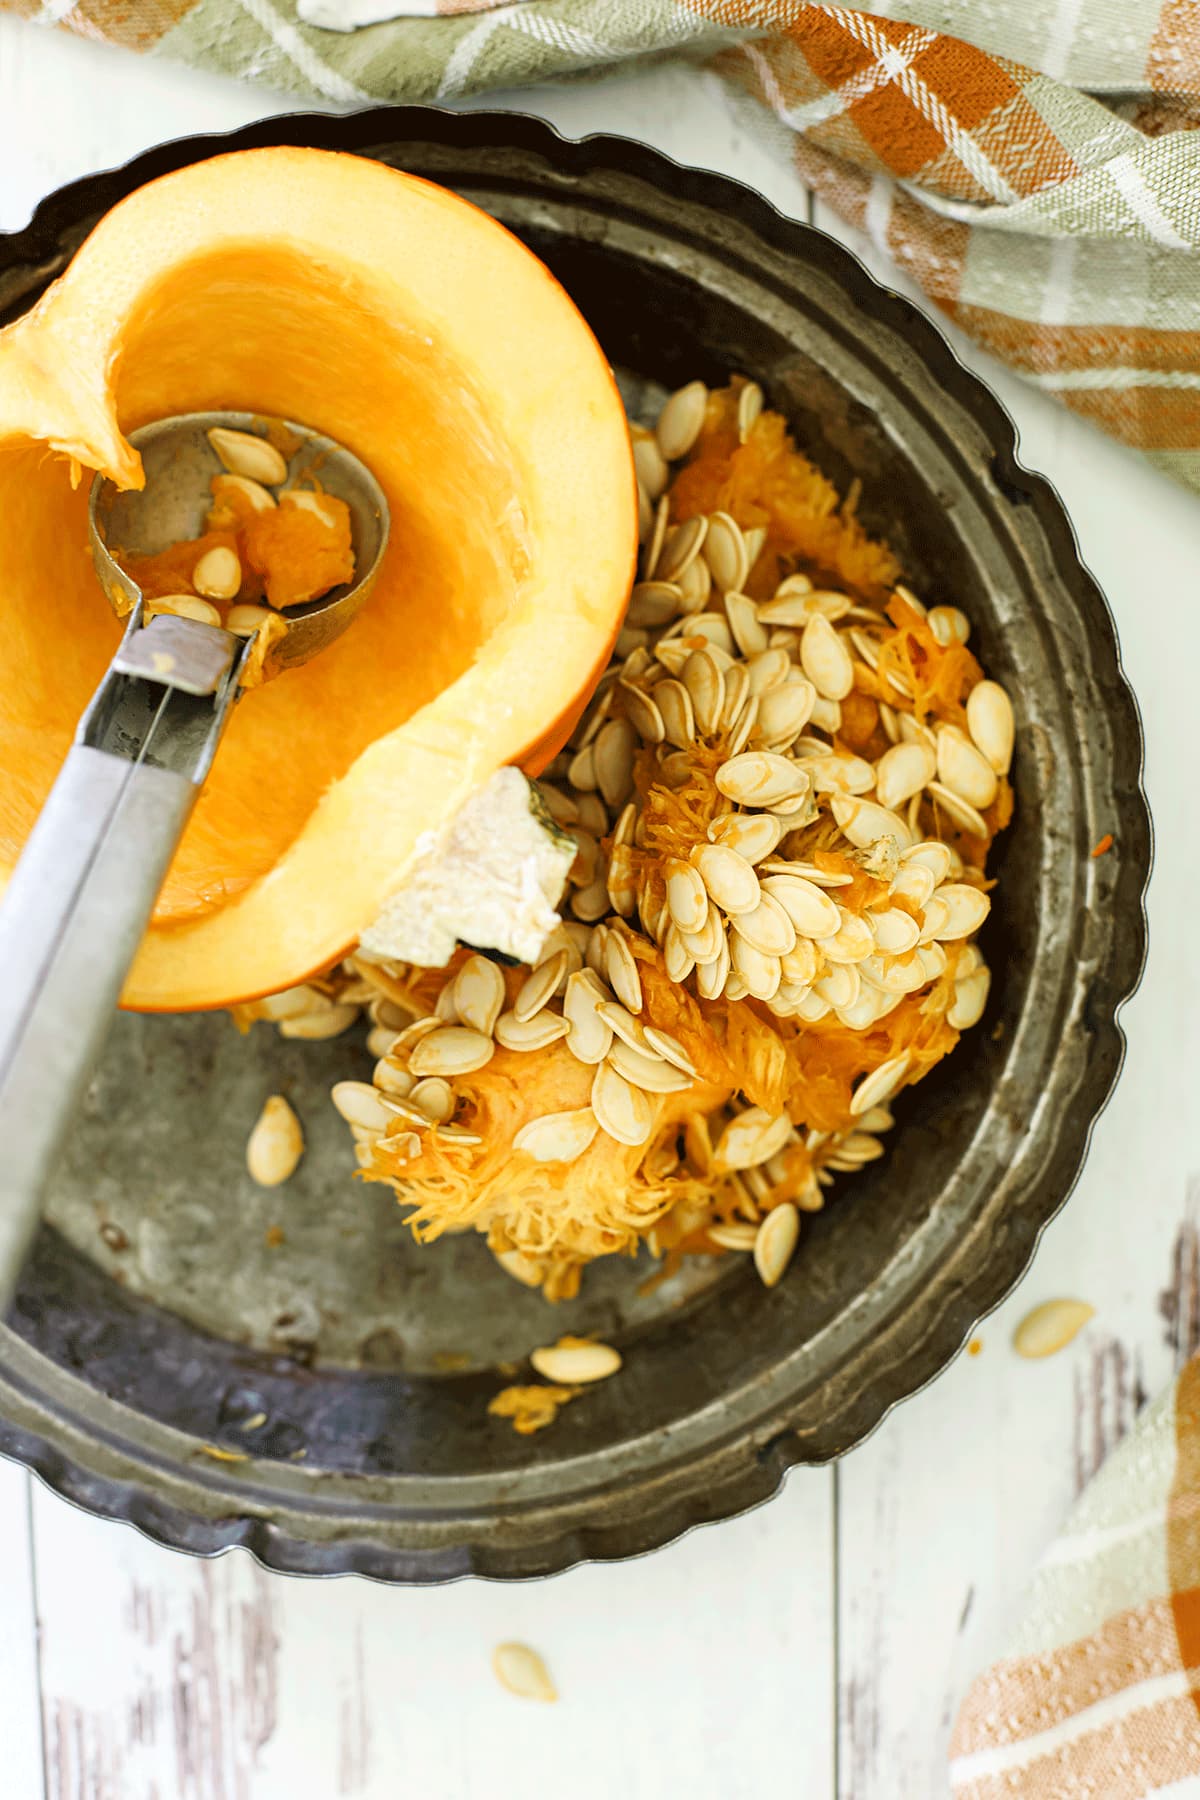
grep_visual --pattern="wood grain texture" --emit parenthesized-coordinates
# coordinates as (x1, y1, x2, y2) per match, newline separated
(0, 24, 1196, 1800)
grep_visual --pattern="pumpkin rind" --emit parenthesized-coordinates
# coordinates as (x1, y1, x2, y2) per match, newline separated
(0, 146, 637, 1010)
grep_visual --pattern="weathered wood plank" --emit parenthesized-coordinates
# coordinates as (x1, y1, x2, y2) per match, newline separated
(0, 1460, 44, 1799)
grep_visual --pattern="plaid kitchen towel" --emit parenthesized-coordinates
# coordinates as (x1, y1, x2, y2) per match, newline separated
(7, 1, 1200, 491)
(950, 1354, 1200, 1798)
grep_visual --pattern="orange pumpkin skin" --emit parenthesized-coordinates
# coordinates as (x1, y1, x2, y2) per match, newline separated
(0, 148, 637, 1010)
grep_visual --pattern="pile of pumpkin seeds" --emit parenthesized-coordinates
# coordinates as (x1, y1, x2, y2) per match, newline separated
(249, 378, 1014, 1297)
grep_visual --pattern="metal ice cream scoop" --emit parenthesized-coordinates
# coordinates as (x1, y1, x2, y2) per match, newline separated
(0, 413, 389, 1306)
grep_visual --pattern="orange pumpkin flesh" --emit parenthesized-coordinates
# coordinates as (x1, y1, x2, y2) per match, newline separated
(0, 147, 637, 1011)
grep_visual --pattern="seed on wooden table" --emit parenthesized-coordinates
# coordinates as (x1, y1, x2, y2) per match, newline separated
(245, 1094, 304, 1186)
(207, 425, 289, 486)
(495, 1008, 572, 1053)
(830, 795, 913, 851)
(655, 678, 696, 748)
(754, 1202, 800, 1287)
(513, 1108, 599, 1164)
(731, 892, 796, 957)
(966, 680, 1015, 776)
(716, 1107, 793, 1173)
(409, 1026, 494, 1077)
(591, 1061, 653, 1146)
(593, 717, 637, 809)
(761, 874, 840, 938)
(492, 1642, 558, 1704)
(703, 511, 749, 592)
(815, 906, 874, 964)
(278, 1003, 359, 1040)
(1013, 1298, 1094, 1360)
(512, 949, 567, 1023)
(531, 1337, 622, 1384)
(930, 883, 990, 940)
(928, 604, 971, 646)
(800, 614, 854, 701)
(632, 431, 669, 500)
(708, 812, 784, 864)
(331, 1080, 393, 1132)
(754, 679, 815, 748)
(656, 380, 708, 460)
(726, 590, 768, 658)
(948, 965, 991, 1029)
(448, 954, 504, 1035)
(937, 725, 998, 810)
(665, 857, 710, 936)
(850, 1053, 912, 1117)
(716, 751, 805, 807)
(875, 740, 937, 811)
(607, 1040, 692, 1093)
(693, 842, 762, 916)
(658, 515, 708, 583)
(730, 933, 782, 1001)
(562, 971, 614, 1063)
(604, 932, 643, 1013)
(663, 923, 696, 986)
(745, 647, 792, 695)
(871, 908, 921, 955)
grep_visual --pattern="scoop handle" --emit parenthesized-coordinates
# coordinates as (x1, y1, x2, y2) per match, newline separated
(0, 747, 197, 1298)
(0, 609, 243, 1312)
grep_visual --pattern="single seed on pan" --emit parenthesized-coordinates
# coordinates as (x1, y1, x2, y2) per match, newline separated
(707, 812, 784, 864)
(966, 680, 1015, 776)
(800, 614, 854, 700)
(665, 857, 709, 936)
(754, 1203, 800, 1288)
(875, 740, 936, 811)
(207, 425, 289, 486)
(452, 954, 506, 1035)
(492, 1642, 558, 1704)
(642, 1026, 698, 1077)
(948, 965, 991, 1028)
(331, 1080, 393, 1132)
(591, 1062, 653, 1147)
(495, 1008, 572, 1052)
(409, 1026, 495, 1077)
(514, 949, 569, 1023)
(936, 725, 998, 811)
(692, 842, 762, 916)
(656, 381, 708, 460)
(607, 1040, 692, 1093)
(928, 781, 989, 838)
(562, 971, 614, 1063)
(531, 1338, 622, 1384)
(850, 1054, 912, 1117)
(278, 1003, 359, 1040)
(731, 892, 796, 957)
(246, 1094, 304, 1186)
(1013, 1298, 1094, 1360)
(514, 1108, 600, 1163)
(703, 511, 749, 593)
(604, 931, 643, 1013)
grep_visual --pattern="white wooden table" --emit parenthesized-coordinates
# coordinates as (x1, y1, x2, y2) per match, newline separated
(0, 24, 1196, 1798)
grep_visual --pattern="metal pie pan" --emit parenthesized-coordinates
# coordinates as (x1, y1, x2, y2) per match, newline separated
(0, 107, 1150, 1582)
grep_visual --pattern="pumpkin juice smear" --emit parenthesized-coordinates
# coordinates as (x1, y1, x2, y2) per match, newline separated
(260, 380, 1014, 1307)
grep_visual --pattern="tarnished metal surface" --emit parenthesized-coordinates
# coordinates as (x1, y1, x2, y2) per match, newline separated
(0, 108, 1150, 1582)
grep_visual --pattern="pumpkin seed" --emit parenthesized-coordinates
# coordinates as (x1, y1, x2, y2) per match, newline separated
(850, 1054, 912, 1117)
(575, 791, 608, 836)
(331, 1081, 393, 1132)
(409, 1026, 495, 1077)
(800, 614, 854, 701)
(716, 1108, 793, 1173)
(737, 380, 763, 441)
(692, 842, 762, 916)
(665, 857, 710, 936)
(707, 812, 784, 864)
(642, 494, 669, 580)
(621, 682, 665, 744)
(815, 962, 860, 1010)
(246, 1094, 304, 1186)
(726, 695, 759, 757)
(830, 795, 914, 851)
(802, 751, 875, 795)
(495, 1008, 572, 1053)
(514, 950, 569, 1023)
(890, 862, 937, 907)
(720, 661, 750, 731)
(514, 1108, 599, 1163)
(632, 431, 669, 500)
(716, 751, 805, 808)
(591, 1061, 653, 1146)
(596, 999, 653, 1055)
(682, 647, 725, 736)
(658, 515, 708, 583)
(656, 381, 708, 460)
(815, 907, 875, 964)
(405, 1078, 451, 1124)
(780, 938, 819, 986)
(928, 604, 971, 646)
(932, 883, 990, 940)
(754, 1203, 800, 1287)
(937, 725, 998, 811)
(725, 590, 768, 658)
(709, 1222, 759, 1251)
(902, 839, 953, 885)
(655, 678, 696, 748)
(678, 899, 725, 965)
(795, 990, 831, 1022)
(677, 553, 712, 612)
(571, 876, 610, 923)
(562, 971, 614, 1063)
(915, 941, 949, 982)
(451, 954, 505, 1035)
(875, 740, 936, 811)
(433, 982, 461, 1024)
(1013, 1298, 1094, 1360)
(226, 602, 276, 637)
(207, 426, 289, 486)
(531, 1337, 622, 1383)
(567, 741, 598, 792)
(730, 933, 782, 1001)
(966, 680, 1015, 776)
(593, 717, 636, 809)
(809, 695, 843, 734)
(763, 859, 853, 889)
(948, 965, 991, 1028)
(753, 679, 815, 748)
(760, 874, 840, 938)
(373, 1059, 415, 1097)
(278, 1003, 359, 1040)
(745, 647, 792, 695)
(492, 1642, 558, 1703)
(604, 931, 643, 1013)
(366, 1025, 402, 1060)
(871, 908, 921, 955)
(704, 512, 749, 592)
(606, 843, 638, 919)
(627, 580, 682, 629)
(192, 545, 242, 601)
(730, 892, 796, 957)
(607, 1040, 692, 1093)
(641, 1026, 698, 1077)
(695, 929, 733, 999)
(148, 593, 222, 626)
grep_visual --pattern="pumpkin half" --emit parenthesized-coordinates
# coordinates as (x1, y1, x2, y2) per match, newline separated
(0, 146, 637, 1010)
